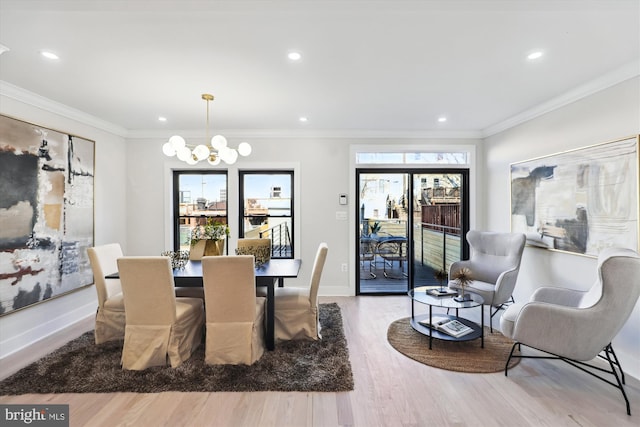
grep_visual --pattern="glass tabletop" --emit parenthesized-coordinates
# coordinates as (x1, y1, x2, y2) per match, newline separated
(409, 285, 484, 309)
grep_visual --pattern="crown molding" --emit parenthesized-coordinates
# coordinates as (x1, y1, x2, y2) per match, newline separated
(482, 59, 640, 138)
(126, 128, 483, 140)
(0, 80, 128, 137)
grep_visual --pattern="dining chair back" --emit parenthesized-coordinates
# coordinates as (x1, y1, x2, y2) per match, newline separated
(117, 256, 204, 370)
(202, 255, 266, 365)
(87, 243, 126, 344)
(273, 242, 328, 341)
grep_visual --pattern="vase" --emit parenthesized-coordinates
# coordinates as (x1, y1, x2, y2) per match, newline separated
(190, 239, 225, 260)
(203, 239, 225, 256)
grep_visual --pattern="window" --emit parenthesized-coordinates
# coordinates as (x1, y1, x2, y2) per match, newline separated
(239, 171, 294, 258)
(173, 171, 228, 252)
(356, 151, 469, 165)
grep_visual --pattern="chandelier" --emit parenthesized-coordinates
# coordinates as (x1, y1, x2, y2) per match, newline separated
(162, 94, 251, 165)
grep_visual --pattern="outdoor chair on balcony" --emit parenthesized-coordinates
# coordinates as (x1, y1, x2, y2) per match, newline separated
(359, 238, 377, 279)
(376, 237, 407, 279)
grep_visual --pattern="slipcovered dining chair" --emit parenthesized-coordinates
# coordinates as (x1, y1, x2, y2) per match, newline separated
(117, 256, 204, 370)
(202, 255, 266, 365)
(500, 247, 640, 415)
(236, 238, 272, 297)
(448, 230, 526, 332)
(87, 243, 126, 344)
(273, 242, 328, 341)
(236, 238, 272, 263)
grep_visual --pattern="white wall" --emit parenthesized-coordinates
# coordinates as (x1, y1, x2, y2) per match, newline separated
(125, 137, 481, 296)
(0, 92, 128, 361)
(483, 76, 640, 379)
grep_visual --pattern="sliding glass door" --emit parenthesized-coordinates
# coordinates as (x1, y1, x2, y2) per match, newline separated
(357, 169, 468, 295)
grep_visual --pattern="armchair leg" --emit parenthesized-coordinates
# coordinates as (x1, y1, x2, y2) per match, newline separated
(490, 296, 515, 333)
(503, 342, 631, 416)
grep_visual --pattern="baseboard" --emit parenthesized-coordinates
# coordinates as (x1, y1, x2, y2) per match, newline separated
(0, 315, 94, 380)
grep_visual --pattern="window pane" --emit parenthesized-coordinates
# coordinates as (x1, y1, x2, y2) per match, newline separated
(241, 171, 293, 258)
(356, 151, 469, 164)
(174, 172, 227, 251)
(243, 174, 292, 216)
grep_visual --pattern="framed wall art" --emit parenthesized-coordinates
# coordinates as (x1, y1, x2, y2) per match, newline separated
(510, 135, 639, 258)
(0, 115, 95, 316)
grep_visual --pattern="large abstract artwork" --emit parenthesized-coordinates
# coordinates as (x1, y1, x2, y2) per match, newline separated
(511, 135, 639, 257)
(0, 115, 94, 316)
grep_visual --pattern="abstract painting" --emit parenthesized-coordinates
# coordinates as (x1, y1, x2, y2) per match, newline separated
(510, 135, 639, 257)
(0, 115, 94, 316)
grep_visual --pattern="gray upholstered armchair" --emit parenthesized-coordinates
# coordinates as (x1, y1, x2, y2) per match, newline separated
(448, 230, 526, 331)
(500, 247, 640, 415)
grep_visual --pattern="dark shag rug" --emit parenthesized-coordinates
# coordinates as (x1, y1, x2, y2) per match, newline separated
(387, 317, 520, 373)
(0, 303, 353, 394)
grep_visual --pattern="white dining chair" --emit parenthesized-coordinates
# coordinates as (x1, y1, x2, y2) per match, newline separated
(117, 256, 204, 370)
(87, 243, 126, 344)
(202, 255, 266, 365)
(273, 242, 328, 341)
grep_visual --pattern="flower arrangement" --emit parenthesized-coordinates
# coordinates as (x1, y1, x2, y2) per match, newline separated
(452, 267, 473, 302)
(190, 218, 230, 245)
(235, 245, 271, 267)
(161, 250, 190, 269)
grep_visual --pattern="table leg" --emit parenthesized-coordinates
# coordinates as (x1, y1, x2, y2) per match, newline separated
(480, 304, 484, 348)
(429, 304, 433, 350)
(266, 279, 276, 351)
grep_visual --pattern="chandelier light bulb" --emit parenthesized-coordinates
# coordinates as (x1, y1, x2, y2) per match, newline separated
(169, 135, 186, 150)
(211, 134, 228, 150)
(238, 142, 252, 157)
(162, 142, 176, 156)
(176, 146, 192, 162)
(186, 156, 198, 165)
(193, 144, 210, 161)
(226, 148, 239, 164)
(208, 154, 221, 166)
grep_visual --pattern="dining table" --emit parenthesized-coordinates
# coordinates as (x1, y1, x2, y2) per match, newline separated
(106, 258, 302, 351)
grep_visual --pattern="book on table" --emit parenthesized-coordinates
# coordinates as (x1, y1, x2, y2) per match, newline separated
(418, 315, 474, 338)
(426, 287, 457, 297)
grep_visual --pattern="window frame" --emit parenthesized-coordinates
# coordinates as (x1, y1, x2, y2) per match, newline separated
(238, 169, 295, 259)
(172, 169, 228, 252)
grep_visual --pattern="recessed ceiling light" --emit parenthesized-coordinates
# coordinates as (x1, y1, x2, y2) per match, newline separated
(158, 116, 167, 122)
(299, 116, 308, 122)
(288, 52, 302, 61)
(40, 50, 59, 60)
(527, 51, 543, 60)
(437, 116, 447, 123)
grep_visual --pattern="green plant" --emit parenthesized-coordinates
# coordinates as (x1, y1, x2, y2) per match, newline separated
(190, 218, 230, 245)
(370, 221, 382, 234)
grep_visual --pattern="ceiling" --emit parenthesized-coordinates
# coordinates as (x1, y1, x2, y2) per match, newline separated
(0, 0, 638, 138)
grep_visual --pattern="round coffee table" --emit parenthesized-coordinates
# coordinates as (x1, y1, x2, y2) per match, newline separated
(408, 285, 484, 349)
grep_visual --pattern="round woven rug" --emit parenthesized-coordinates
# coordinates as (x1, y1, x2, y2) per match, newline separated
(387, 317, 520, 373)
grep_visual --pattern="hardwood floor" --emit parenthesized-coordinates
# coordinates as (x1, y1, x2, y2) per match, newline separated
(2, 296, 639, 426)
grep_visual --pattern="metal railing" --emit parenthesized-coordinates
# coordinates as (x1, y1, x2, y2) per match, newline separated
(259, 222, 292, 258)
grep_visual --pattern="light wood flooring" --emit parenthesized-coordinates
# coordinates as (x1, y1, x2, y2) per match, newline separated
(1, 296, 639, 426)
